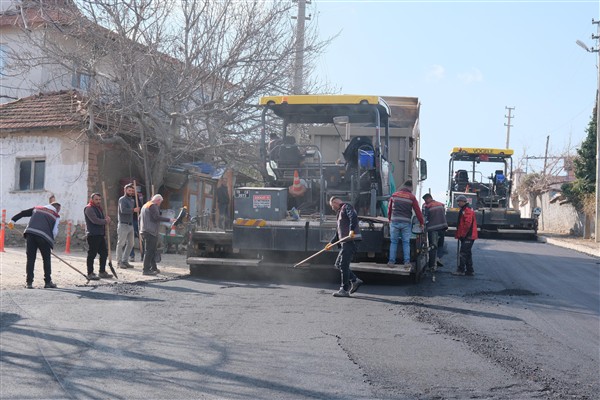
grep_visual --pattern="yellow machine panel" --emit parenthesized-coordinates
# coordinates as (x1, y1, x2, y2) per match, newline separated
(259, 94, 383, 106)
(451, 147, 514, 156)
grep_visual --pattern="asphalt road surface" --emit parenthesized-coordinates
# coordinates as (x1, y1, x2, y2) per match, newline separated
(1, 238, 598, 399)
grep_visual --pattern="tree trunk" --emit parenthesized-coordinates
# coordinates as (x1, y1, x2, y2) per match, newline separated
(583, 213, 591, 239)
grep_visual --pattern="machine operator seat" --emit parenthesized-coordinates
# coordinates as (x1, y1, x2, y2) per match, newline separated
(277, 136, 304, 169)
(453, 169, 469, 192)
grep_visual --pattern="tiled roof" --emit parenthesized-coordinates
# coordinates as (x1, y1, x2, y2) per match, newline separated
(0, 2, 80, 28)
(0, 90, 87, 131)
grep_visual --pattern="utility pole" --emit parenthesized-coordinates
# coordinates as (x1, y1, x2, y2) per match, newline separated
(576, 19, 600, 242)
(292, 0, 310, 95)
(504, 106, 515, 149)
(595, 19, 600, 243)
(291, 0, 310, 142)
(543, 135, 550, 175)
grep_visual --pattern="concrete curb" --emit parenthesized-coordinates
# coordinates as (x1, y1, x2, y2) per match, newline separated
(538, 235, 599, 259)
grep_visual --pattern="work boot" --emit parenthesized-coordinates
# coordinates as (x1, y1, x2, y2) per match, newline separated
(350, 278, 363, 294)
(98, 271, 113, 279)
(87, 273, 100, 281)
(44, 281, 57, 289)
(465, 270, 475, 276)
(124, 261, 134, 268)
(151, 268, 160, 274)
(332, 288, 350, 297)
(25, 282, 33, 289)
(142, 270, 158, 276)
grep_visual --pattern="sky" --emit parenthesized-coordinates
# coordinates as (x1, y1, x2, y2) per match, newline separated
(310, 0, 599, 201)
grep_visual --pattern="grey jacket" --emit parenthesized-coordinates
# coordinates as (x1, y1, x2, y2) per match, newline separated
(139, 202, 170, 237)
(118, 195, 135, 224)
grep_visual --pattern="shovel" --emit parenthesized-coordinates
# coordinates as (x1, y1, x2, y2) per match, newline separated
(51, 252, 91, 284)
(102, 182, 118, 279)
(133, 180, 143, 260)
(172, 206, 188, 228)
(456, 239, 460, 270)
(293, 235, 351, 268)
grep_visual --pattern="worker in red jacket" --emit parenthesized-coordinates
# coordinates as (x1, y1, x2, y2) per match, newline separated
(453, 195, 478, 276)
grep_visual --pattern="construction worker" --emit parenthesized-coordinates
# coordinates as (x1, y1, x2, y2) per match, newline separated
(9, 201, 62, 289)
(326, 196, 363, 297)
(422, 193, 448, 269)
(453, 194, 478, 276)
(387, 180, 424, 269)
(84, 193, 113, 280)
(116, 183, 139, 268)
(140, 194, 174, 275)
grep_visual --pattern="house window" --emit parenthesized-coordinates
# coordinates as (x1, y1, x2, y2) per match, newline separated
(0, 43, 6, 77)
(72, 71, 92, 91)
(17, 158, 45, 191)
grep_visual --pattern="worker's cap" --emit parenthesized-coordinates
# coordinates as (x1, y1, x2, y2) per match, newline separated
(455, 195, 468, 202)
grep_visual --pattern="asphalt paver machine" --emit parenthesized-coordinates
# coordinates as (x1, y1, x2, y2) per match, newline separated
(445, 147, 538, 239)
(188, 95, 430, 281)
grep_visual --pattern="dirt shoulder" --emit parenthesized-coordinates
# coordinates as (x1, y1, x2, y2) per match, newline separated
(0, 246, 190, 290)
(538, 233, 599, 258)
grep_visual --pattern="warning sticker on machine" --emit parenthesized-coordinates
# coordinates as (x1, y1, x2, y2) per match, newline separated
(253, 194, 271, 208)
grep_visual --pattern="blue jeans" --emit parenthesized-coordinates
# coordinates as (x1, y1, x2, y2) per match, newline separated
(389, 221, 411, 264)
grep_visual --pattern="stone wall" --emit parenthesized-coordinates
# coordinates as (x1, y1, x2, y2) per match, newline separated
(520, 190, 586, 235)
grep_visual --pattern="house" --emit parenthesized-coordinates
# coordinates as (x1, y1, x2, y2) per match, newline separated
(0, 0, 85, 103)
(0, 0, 260, 234)
(0, 90, 138, 224)
(0, 89, 255, 231)
(512, 163, 583, 234)
(0, 1, 190, 224)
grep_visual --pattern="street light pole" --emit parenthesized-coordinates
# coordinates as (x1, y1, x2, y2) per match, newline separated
(576, 19, 600, 243)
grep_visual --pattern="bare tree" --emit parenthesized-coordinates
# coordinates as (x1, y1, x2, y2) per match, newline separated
(513, 145, 575, 210)
(5, 0, 331, 194)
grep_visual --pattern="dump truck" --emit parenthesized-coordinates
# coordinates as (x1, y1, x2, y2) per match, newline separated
(445, 147, 539, 239)
(187, 95, 431, 281)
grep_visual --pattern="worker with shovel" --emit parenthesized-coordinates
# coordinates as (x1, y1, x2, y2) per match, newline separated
(9, 201, 62, 289)
(327, 196, 363, 298)
(84, 193, 113, 280)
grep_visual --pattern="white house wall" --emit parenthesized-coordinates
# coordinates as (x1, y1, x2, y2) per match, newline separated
(1, 131, 90, 224)
(1, 27, 69, 102)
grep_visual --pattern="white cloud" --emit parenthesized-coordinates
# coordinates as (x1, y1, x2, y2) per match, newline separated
(457, 68, 483, 84)
(426, 64, 445, 82)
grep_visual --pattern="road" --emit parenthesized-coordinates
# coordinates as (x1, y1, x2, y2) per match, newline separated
(1, 238, 598, 399)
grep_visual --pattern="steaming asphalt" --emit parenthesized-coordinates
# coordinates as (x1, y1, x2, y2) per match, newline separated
(1, 238, 598, 399)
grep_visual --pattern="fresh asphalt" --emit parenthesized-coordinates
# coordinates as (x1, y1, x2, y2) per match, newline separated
(1, 238, 598, 400)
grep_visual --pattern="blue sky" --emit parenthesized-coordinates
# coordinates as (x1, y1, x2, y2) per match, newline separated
(311, 0, 599, 200)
